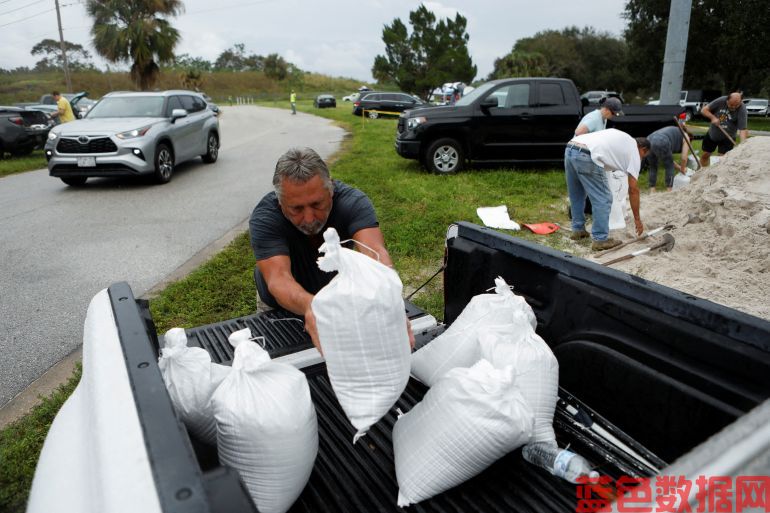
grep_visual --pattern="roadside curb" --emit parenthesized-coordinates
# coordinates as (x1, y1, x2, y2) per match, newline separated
(0, 218, 251, 430)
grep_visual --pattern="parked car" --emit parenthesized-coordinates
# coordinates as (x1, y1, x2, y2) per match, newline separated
(352, 91, 425, 118)
(743, 98, 769, 117)
(396, 77, 682, 173)
(0, 106, 52, 157)
(342, 92, 360, 102)
(45, 90, 220, 187)
(314, 94, 336, 108)
(580, 90, 625, 106)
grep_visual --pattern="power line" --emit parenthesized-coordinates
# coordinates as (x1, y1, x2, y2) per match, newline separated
(0, 0, 46, 17)
(0, 7, 53, 28)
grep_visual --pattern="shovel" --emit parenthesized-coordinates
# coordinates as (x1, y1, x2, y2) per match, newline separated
(716, 123, 737, 146)
(599, 224, 674, 256)
(602, 233, 675, 266)
(672, 116, 701, 171)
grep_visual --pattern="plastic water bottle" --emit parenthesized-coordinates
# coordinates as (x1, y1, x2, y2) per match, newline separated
(522, 442, 600, 483)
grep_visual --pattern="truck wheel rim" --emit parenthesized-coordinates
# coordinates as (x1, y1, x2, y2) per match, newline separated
(433, 145, 458, 171)
(158, 149, 172, 178)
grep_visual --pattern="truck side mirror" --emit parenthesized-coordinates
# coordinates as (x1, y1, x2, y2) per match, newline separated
(171, 108, 188, 122)
(481, 96, 497, 109)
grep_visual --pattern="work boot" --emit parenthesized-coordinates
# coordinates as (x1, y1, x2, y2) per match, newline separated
(591, 238, 622, 251)
(570, 229, 589, 241)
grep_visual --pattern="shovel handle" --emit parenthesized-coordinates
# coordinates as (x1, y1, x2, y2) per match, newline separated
(673, 116, 701, 171)
(716, 123, 737, 146)
(600, 226, 667, 257)
(603, 247, 651, 266)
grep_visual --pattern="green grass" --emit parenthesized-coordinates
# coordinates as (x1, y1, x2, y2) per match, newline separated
(0, 365, 82, 513)
(0, 150, 47, 178)
(689, 117, 770, 132)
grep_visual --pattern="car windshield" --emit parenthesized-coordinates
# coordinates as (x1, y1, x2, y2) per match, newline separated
(748, 99, 767, 106)
(455, 82, 496, 106)
(86, 96, 165, 118)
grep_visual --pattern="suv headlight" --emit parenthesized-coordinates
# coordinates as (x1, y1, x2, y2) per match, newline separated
(48, 131, 59, 141)
(116, 126, 151, 139)
(406, 116, 427, 130)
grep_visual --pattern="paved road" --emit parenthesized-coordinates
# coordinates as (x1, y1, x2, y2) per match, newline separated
(0, 106, 345, 407)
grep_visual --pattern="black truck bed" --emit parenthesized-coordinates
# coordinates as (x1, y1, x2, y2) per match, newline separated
(111, 222, 770, 513)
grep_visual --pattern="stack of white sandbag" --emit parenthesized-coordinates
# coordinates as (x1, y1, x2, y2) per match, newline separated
(211, 328, 318, 513)
(313, 227, 411, 443)
(411, 276, 536, 386)
(393, 360, 533, 506)
(158, 327, 231, 445)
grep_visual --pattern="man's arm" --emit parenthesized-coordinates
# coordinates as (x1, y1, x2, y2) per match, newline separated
(678, 139, 690, 174)
(701, 104, 720, 125)
(256, 255, 321, 351)
(574, 123, 589, 136)
(739, 129, 749, 142)
(627, 175, 643, 236)
(351, 226, 393, 267)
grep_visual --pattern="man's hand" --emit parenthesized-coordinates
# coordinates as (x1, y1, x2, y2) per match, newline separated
(304, 306, 322, 356)
(634, 217, 644, 236)
(678, 162, 688, 174)
(710, 116, 721, 126)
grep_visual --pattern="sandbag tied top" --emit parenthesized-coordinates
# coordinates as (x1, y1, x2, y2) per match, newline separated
(158, 327, 230, 445)
(393, 359, 534, 507)
(313, 227, 411, 444)
(212, 335, 318, 513)
(410, 276, 537, 386)
(478, 324, 559, 445)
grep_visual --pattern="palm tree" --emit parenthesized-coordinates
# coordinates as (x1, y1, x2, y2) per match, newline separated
(86, 0, 183, 90)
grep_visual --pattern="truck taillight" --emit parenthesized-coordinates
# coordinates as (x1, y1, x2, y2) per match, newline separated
(7, 116, 24, 126)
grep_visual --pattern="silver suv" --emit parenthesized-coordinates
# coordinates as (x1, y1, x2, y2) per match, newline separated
(45, 90, 220, 186)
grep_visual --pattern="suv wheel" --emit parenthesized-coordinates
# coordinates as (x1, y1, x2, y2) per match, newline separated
(368, 110, 379, 119)
(154, 143, 174, 184)
(61, 176, 87, 187)
(201, 132, 219, 163)
(426, 138, 464, 174)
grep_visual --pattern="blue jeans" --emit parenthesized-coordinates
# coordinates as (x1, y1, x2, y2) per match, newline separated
(565, 147, 612, 241)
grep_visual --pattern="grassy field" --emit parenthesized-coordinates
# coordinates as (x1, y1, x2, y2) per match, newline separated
(0, 151, 46, 178)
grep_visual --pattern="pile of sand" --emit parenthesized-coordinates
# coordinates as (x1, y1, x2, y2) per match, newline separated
(596, 136, 770, 321)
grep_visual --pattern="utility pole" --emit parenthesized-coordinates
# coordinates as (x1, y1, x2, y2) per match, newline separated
(55, 0, 73, 92)
(658, 0, 693, 105)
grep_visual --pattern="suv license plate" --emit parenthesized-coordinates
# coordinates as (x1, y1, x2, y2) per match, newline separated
(77, 157, 96, 167)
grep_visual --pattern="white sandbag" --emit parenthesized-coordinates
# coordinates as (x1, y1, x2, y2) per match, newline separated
(672, 169, 694, 190)
(410, 276, 536, 386)
(608, 169, 629, 230)
(158, 327, 230, 445)
(211, 329, 318, 513)
(393, 359, 533, 506)
(312, 227, 411, 443)
(478, 324, 559, 444)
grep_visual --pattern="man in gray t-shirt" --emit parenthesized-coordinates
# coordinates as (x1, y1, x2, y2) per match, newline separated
(249, 147, 396, 351)
(700, 92, 748, 167)
(646, 125, 692, 191)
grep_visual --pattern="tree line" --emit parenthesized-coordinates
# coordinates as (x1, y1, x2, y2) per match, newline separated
(3, 0, 768, 98)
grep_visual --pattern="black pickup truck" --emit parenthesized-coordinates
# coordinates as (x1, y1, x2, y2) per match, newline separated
(395, 77, 684, 173)
(27, 222, 770, 513)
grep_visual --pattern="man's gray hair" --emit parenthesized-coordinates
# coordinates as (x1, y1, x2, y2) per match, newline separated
(273, 147, 333, 200)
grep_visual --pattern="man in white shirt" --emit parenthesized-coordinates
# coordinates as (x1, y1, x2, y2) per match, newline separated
(565, 128, 651, 251)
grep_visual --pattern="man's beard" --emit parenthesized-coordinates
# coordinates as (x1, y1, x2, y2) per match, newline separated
(297, 219, 325, 235)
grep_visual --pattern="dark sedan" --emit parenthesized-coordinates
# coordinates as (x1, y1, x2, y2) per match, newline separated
(314, 94, 336, 108)
(352, 92, 424, 118)
(0, 106, 52, 157)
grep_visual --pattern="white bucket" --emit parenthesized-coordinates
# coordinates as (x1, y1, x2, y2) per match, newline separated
(608, 170, 628, 230)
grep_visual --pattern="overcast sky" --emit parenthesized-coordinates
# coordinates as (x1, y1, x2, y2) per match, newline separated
(0, 0, 627, 83)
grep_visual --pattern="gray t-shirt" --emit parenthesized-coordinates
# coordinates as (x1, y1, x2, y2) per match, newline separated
(249, 180, 379, 298)
(706, 96, 748, 140)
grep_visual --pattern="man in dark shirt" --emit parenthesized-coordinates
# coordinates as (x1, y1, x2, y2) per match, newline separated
(249, 147, 396, 350)
(699, 92, 748, 167)
(646, 125, 692, 191)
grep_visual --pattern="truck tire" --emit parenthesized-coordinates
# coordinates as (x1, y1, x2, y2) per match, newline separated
(368, 110, 379, 119)
(425, 138, 464, 174)
(61, 176, 87, 187)
(153, 143, 174, 184)
(201, 132, 219, 163)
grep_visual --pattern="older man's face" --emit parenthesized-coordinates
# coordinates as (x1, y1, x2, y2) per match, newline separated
(727, 94, 743, 110)
(278, 174, 333, 235)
